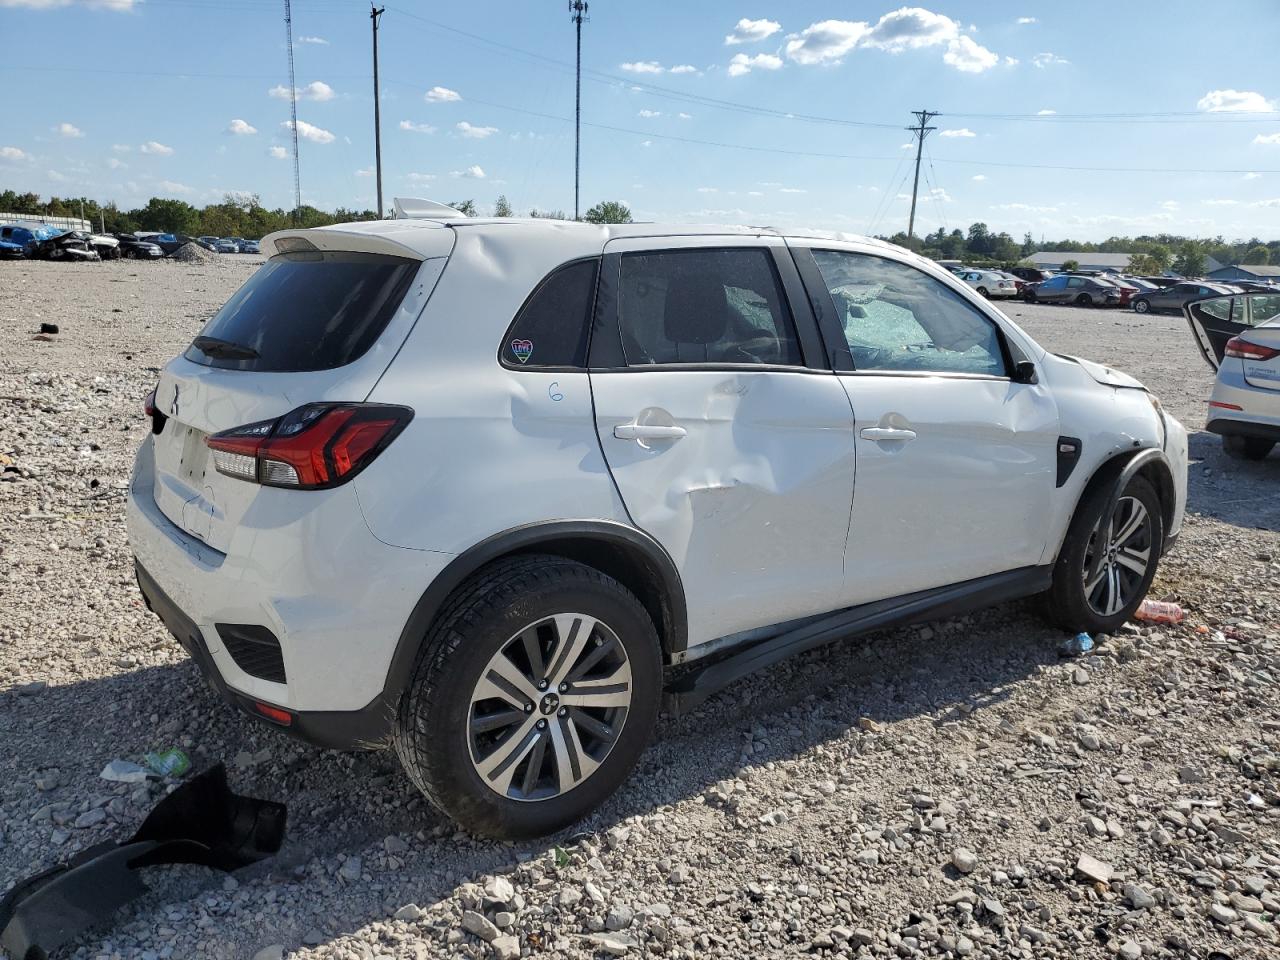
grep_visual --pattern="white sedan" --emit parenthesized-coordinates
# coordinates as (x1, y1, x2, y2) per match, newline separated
(959, 269, 1018, 299)
(1186, 292, 1280, 460)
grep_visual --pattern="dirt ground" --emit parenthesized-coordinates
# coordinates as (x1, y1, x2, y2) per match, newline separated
(1, 259, 1277, 960)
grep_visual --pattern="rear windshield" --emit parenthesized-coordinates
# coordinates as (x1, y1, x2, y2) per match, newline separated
(185, 250, 418, 372)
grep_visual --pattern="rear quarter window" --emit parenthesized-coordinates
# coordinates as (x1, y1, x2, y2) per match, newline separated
(185, 250, 419, 372)
(500, 258, 599, 369)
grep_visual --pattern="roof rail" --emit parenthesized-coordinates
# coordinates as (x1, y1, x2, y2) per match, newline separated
(391, 197, 467, 220)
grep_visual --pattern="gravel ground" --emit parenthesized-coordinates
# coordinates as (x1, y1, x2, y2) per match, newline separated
(1, 260, 1278, 960)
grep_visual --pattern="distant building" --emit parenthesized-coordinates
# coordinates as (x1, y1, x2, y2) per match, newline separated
(1024, 251, 1136, 272)
(1207, 263, 1280, 282)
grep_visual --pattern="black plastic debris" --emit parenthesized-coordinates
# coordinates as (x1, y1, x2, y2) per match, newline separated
(38, 323, 58, 336)
(0, 764, 285, 960)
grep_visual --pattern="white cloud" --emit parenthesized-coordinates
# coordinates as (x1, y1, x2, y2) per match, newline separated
(298, 35, 328, 45)
(862, 7, 959, 51)
(620, 61, 664, 74)
(269, 81, 334, 102)
(355, 166, 374, 177)
(677, 112, 692, 120)
(0, 146, 29, 161)
(697, 186, 718, 193)
(669, 64, 698, 74)
(900, 142, 914, 150)
(269, 146, 288, 159)
(1244, 172, 1262, 179)
(943, 36, 998, 73)
(425, 86, 461, 103)
(1159, 200, 1179, 211)
(55, 122, 84, 138)
(1197, 89, 1275, 113)
(940, 127, 976, 138)
(456, 121, 498, 138)
(2, 0, 137, 9)
(725, 17, 781, 45)
(399, 120, 436, 133)
(106, 157, 126, 169)
(111, 143, 130, 152)
(1254, 198, 1280, 207)
(1004, 56, 1019, 66)
(784, 20, 869, 65)
(1032, 52, 1070, 68)
(157, 179, 192, 195)
(226, 119, 257, 136)
(1036, 109, 1057, 115)
(747, 190, 763, 196)
(406, 172, 437, 183)
(640, 140, 652, 148)
(1203, 199, 1239, 206)
(283, 120, 335, 144)
(779, 187, 807, 194)
(1016, 16, 1037, 24)
(928, 187, 952, 202)
(971, 174, 986, 181)
(140, 140, 174, 155)
(1254, 132, 1280, 145)
(637, 109, 661, 118)
(451, 165, 486, 179)
(993, 202, 1058, 213)
(46, 169, 69, 182)
(728, 52, 783, 76)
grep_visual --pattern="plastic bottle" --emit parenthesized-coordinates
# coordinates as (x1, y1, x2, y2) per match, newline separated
(1133, 599, 1185, 625)
(1058, 633, 1094, 657)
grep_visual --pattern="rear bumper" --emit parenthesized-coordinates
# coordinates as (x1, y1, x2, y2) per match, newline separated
(126, 435, 453, 746)
(1207, 418, 1280, 441)
(1206, 366, 1280, 439)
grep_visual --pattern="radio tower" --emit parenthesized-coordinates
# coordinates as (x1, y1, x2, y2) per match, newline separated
(570, 1, 588, 220)
(284, 0, 302, 223)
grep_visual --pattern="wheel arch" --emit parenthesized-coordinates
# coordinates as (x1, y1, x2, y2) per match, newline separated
(382, 521, 687, 705)
(1064, 447, 1176, 559)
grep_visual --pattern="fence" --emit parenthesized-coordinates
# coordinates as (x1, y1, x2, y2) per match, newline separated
(0, 212, 92, 232)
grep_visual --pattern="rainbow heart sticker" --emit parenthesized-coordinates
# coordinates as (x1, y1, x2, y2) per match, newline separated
(510, 339, 534, 363)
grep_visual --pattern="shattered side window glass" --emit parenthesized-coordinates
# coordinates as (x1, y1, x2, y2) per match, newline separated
(1196, 298, 1231, 322)
(811, 250, 1007, 377)
(1247, 294, 1280, 327)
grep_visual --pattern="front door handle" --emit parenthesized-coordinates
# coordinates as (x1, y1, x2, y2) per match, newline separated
(860, 426, 917, 442)
(614, 423, 687, 441)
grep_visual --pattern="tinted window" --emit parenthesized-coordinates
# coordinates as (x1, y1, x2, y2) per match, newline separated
(186, 251, 418, 372)
(501, 258, 598, 368)
(616, 248, 803, 366)
(810, 250, 1007, 377)
(1249, 294, 1280, 326)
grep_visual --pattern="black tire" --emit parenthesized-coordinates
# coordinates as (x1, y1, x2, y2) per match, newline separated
(1133, 298, 1150, 314)
(1043, 474, 1164, 634)
(395, 554, 662, 839)
(1023, 291, 1037, 303)
(1223, 435, 1275, 461)
(1075, 293, 1093, 307)
(977, 286, 990, 298)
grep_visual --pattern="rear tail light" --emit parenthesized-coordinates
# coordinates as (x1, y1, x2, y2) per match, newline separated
(1224, 337, 1280, 362)
(206, 403, 412, 489)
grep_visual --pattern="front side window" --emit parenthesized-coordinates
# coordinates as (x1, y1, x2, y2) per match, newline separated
(501, 258, 598, 368)
(615, 248, 803, 366)
(810, 250, 1007, 377)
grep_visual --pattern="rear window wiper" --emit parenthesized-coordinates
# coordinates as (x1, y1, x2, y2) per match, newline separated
(192, 335, 259, 360)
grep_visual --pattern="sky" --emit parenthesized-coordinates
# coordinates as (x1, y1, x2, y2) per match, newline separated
(2, 0, 1280, 241)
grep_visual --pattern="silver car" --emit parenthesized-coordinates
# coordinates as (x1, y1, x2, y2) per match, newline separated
(1186, 292, 1280, 460)
(958, 269, 1018, 299)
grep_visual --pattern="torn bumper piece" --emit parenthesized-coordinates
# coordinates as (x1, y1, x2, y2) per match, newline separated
(0, 764, 285, 960)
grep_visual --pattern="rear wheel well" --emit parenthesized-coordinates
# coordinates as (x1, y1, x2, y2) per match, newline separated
(505, 537, 679, 662)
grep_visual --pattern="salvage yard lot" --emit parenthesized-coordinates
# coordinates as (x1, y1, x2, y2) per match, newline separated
(1, 258, 1279, 960)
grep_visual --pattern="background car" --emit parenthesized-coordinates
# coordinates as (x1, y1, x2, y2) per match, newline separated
(113, 234, 166, 259)
(958, 269, 1018, 298)
(212, 238, 238, 254)
(240, 239, 260, 254)
(1186, 292, 1280, 460)
(1024, 274, 1121, 307)
(1010, 266, 1051, 283)
(1132, 281, 1237, 314)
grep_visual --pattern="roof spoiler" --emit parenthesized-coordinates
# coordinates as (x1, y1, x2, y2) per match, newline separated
(392, 197, 467, 220)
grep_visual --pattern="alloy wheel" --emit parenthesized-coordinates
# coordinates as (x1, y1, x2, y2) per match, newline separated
(468, 613, 632, 801)
(1082, 495, 1153, 617)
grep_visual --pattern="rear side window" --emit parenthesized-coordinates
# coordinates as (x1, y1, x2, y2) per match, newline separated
(616, 248, 803, 366)
(501, 258, 599, 368)
(185, 251, 418, 372)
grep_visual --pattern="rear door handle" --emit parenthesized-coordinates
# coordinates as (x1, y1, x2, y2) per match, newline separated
(860, 426, 917, 442)
(614, 423, 687, 441)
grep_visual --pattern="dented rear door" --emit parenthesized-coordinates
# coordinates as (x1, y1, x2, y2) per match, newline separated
(588, 235, 855, 650)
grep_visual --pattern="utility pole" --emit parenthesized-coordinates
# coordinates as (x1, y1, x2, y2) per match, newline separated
(905, 109, 939, 242)
(570, 1, 588, 220)
(284, 0, 302, 224)
(371, 4, 386, 218)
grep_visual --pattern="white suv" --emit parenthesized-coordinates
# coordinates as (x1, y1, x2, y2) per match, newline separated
(127, 213, 1188, 838)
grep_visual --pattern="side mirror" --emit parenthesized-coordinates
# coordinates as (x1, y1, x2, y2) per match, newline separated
(1011, 360, 1037, 384)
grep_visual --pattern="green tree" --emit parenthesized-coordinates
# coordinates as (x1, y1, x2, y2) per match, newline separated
(1021, 232, 1035, 256)
(966, 222, 992, 256)
(448, 199, 477, 217)
(1061, 259, 1080, 272)
(132, 197, 201, 234)
(582, 200, 632, 224)
(1243, 245, 1270, 265)
(1147, 243, 1172, 271)
(529, 208, 569, 219)
(1126, 253, 1162, 276)
(1172, 243, 1206, 278)
(493, 195, 513, 217)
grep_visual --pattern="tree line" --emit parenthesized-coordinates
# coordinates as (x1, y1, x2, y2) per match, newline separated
(0, 189, 634, 237)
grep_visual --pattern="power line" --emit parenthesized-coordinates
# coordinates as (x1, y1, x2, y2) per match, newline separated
(905, 110, 938, 240)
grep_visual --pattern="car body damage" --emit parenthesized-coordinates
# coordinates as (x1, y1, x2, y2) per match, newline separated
(0, 765, 285, 960)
